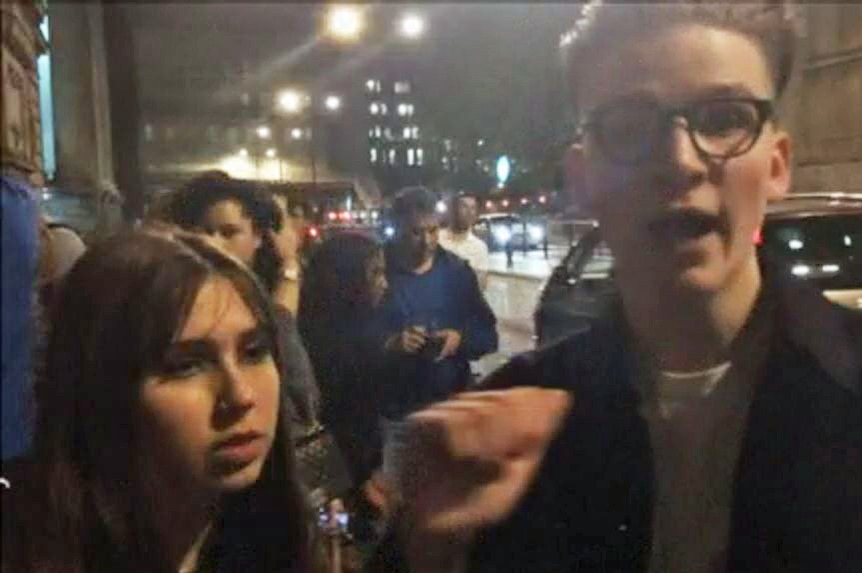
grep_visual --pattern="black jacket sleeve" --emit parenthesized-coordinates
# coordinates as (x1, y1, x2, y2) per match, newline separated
(459, 265, 498, 360)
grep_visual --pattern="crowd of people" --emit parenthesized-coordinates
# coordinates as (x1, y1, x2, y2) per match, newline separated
(2, 3, 861, 573)
(2, 163, 500, 571)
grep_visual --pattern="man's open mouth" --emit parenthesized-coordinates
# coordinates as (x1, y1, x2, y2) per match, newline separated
(648, 209, 724, 242)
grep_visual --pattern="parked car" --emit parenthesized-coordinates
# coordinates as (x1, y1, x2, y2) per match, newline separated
(534, 193, 862, 346)
(474, 213, 547, 251)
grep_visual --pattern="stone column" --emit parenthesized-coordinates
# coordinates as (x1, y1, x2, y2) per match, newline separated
(49, 1, 118, 202)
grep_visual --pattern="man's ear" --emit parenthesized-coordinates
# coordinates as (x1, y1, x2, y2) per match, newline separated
(765, 131, 792, 202)
(563, 144, 596, 213)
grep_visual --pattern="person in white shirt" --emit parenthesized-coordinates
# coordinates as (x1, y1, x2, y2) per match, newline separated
(439, 194, 490, 290)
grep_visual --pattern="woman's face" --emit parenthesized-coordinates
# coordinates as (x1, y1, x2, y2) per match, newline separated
(139, 277, 280, 497)
(202, 200, 262, 265)
(366, 252, 388, 308)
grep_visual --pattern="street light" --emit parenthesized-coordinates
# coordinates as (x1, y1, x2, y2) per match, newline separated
(399, 13, 425, 39)
(265, 148, 277, 158)
(238, 148, 249, 157)
(326, 6, 363, 42)
(256, 126, 271, 139)
(324, 94, 342, 112)
(291, 128, 304, 140)
(277, 89, 305, 114)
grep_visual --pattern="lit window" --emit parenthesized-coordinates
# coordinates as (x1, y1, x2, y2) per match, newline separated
(389, 149, 397, 165)
(417, 148, 424, 166)
(380, 103, 388, 115)
(369, 128, 375, 138)
(394, 81, 411, 94)
(444, 139, 453, 152)
(407, 148, 415, 166)
(407, 104, 415, 117)
(36, 17, 55, 178)
(366, 79, 376, 92)
(397, 103, 408, 117)
(375, 126, 382, 138)
(403, 126, 412, 139)
(370, 148, 378, 163)
(370, 102, 380, 115)
(384, 127, 393, 140)
(143, 124, 154, 142)
(412, 126, 419, 139)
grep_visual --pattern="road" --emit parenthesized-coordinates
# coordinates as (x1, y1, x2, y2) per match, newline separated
(473, 247, 566, 378)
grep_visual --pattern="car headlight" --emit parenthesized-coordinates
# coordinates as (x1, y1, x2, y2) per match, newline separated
(493, 226, 512, 244)
(384, 225, 395, 238)
(528, 224, 544, 241)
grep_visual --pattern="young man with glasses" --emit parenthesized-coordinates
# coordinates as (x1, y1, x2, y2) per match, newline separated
(373, 4, 862, 573)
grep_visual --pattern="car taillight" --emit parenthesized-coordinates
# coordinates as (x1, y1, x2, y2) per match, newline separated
(308, 226, 319, 239)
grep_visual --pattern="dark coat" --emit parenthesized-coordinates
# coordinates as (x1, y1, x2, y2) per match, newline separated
(374, 246, 498, 417)
(371, 266, 862, 573)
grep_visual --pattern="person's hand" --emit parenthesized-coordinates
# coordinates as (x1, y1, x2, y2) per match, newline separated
(397, 388, 573, 536)
(362, 470, 391, 517)
(385, 326, 428, 354)
(269, 221, 300, 268)
(432, 329, 462, 362)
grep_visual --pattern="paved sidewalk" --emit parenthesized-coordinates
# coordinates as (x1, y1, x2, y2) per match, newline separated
(486, 245, 567, 281)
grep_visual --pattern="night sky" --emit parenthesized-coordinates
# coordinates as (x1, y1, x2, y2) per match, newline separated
(128, 3, 581, 160)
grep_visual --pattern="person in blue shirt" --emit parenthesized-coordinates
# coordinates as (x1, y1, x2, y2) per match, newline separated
(1, 175, 39, 461)
(376, 187, 498, 418)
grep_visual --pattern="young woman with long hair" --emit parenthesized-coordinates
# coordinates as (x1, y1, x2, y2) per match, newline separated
(297, 232, 389, 518)
(2, 230, 322, 573)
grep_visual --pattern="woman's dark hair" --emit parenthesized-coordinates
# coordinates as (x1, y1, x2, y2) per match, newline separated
(298, 232, 381, 339)
(10, 230, 317, 573)
(169, 173, 284, 293)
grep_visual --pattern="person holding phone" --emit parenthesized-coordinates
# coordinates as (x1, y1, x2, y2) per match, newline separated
(374, 187, 498, 419)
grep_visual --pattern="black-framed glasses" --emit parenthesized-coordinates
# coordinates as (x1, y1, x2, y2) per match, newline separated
(582, 97, 775, 164)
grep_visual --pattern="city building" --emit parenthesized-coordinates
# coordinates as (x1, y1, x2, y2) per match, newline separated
(2, 0, 46, 184)
(365, 74, 426, 195)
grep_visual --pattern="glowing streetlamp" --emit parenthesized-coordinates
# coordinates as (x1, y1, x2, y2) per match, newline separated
(238, 148, 249, 157)
(256, 126, 271, 139)
(291, 128, 304, 140)
(265, 148, 277, 158)
(324, 94, 342, 112)
(326, 6, 363, 42)
(277, 90, 305, 114)
(399, 13, 425, 39)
